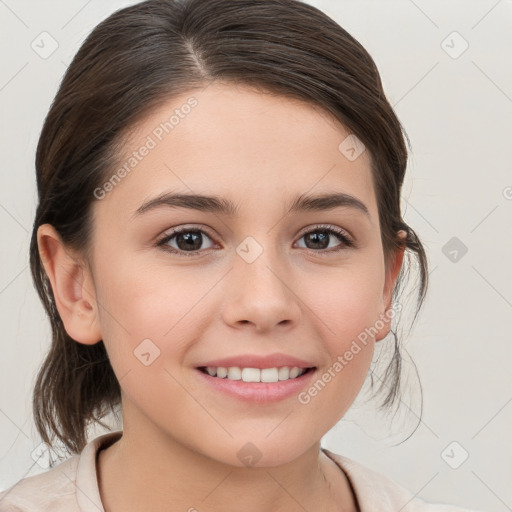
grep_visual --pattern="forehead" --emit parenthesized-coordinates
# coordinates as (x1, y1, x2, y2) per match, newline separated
(95, 82, 377, 221)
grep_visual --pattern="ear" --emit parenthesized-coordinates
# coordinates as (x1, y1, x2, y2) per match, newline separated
(37, 223, 102, 345)
(374, 230, 407, 342)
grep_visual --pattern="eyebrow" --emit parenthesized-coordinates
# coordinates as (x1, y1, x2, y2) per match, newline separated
(132, 191, 370, 219)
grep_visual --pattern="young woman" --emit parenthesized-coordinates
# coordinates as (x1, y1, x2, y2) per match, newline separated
(0, 0, 480, 510)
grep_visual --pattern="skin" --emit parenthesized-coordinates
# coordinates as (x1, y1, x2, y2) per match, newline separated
(38, 82, 405, 512)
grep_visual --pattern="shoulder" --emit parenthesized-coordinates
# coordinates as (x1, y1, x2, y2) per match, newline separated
(0, 431, 122, 512)
(322, 448, 482, 512)
(0, 455, 79, 511)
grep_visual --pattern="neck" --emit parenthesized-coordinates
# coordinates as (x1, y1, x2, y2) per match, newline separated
(97, 423, 358, 512)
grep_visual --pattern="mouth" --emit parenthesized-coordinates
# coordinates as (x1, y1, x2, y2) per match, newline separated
(194, 352, 318, 403)
(197, 365, 316, 383)
(194, 364, 318, 403)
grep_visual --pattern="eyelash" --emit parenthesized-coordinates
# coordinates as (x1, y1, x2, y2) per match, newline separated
(155, 224, 356, 258)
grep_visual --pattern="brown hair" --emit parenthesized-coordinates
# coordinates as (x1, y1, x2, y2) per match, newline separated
(30, 0, 428, 456)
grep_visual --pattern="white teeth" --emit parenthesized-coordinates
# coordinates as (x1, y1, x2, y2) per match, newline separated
(227, 367, 242, 380)
(242, 368, 260, 382)
(261, 368, 279, 383)
(278, 367, 290, 380)
(289, 367, 300, 379)
(216, 367, 228, 378)
(203, 366, 309, 382)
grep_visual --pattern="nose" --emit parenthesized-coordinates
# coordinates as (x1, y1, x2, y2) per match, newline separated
(221, 239, 302, 334)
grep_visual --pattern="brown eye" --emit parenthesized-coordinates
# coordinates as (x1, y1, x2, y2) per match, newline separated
(158, 228, 215, 255)
(295, 226, 354, 252)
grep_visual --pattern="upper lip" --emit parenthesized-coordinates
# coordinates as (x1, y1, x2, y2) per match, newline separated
(196, 353, 317, 370)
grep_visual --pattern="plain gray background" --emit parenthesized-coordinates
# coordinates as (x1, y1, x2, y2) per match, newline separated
(0, 1, 511, 510)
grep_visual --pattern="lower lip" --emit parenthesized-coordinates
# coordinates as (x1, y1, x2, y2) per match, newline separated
(195, 368, 317, 403)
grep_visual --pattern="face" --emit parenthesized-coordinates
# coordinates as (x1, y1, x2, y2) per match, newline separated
(61, 82, 403, 467)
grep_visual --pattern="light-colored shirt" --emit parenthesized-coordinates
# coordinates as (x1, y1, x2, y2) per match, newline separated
(0, 430, 479, 511)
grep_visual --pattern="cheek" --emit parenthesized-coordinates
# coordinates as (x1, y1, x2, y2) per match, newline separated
(94, 261, 214, 372)
(300, 257, 385, 343)
(93, 270, 194, 416)
(293, 261, 384, 406)
(296, 303, 377, 428)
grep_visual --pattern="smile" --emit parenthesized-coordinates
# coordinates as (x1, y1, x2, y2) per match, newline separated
(195, 366, 317, 403)
(198, 366, 315, 382)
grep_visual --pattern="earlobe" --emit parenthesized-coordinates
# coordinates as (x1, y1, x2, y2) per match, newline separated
(37, 224, 102, 345)
(375, 230, 407, 342)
